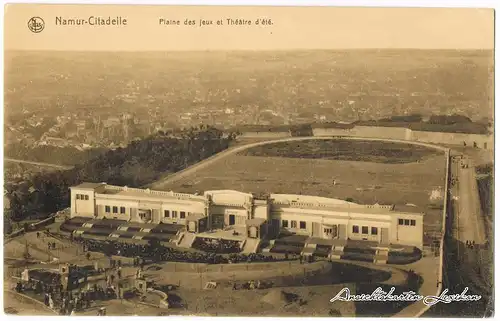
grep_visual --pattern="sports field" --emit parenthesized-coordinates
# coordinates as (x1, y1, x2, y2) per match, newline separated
(158, 139, 446, 237)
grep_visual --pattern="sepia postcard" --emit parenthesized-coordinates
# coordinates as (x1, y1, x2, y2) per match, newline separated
(2, 3, 495, 318)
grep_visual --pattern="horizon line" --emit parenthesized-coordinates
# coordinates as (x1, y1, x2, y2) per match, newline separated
(4, 48, 494, 53)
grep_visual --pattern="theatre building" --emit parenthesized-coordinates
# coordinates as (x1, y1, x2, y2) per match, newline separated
(70, 183, 424, 249)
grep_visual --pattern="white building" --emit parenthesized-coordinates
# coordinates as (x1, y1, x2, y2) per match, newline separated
(70, 183, 424, 248)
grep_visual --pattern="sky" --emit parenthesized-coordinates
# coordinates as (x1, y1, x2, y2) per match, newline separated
(4, 5, 495, 51)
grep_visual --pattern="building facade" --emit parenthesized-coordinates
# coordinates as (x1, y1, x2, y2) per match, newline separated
(70, 183, 424, 248)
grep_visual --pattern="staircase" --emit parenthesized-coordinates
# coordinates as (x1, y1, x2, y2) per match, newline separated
(177, 232, 197, 248)
(301, 242, 317, 256)
(262, 240, 275, 253)
(242, 238, 261, 254)
(373, 248, 389, 264)
(328, 244, 344, 260)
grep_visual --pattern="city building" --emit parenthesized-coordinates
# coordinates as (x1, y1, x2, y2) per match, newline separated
(70, 183, 424, 248)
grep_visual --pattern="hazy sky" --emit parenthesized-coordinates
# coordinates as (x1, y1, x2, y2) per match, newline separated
(5, 5, 494, 51)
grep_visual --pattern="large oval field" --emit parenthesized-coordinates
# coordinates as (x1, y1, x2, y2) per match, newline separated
(156, 139, 446, 237)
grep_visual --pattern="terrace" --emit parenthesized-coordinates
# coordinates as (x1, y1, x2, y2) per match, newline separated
(196, 225, 248, 242)
(269, 234, 308, 254)
(61, 217, 184, 244)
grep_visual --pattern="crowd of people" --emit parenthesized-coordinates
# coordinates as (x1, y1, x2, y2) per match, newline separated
(73, 237, 286, 264)
(15, 279, 116, 315)
(192, 237, 242, 254)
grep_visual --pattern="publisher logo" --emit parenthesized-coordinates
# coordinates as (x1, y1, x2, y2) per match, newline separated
(28, 17, 45, 33)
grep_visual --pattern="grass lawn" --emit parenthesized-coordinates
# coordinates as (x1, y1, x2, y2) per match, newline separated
(238, 139, 439, 164)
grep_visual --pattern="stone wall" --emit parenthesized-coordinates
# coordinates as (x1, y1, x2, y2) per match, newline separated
(312, 125, 492, 149)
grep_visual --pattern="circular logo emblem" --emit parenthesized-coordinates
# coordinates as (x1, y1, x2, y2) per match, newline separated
(28, 17, 45, 33)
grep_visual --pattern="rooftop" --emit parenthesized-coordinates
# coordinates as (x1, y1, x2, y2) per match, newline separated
(72, 182, 105, 190)
(97, 185, 207, 203)
(272, 202, 423, 216)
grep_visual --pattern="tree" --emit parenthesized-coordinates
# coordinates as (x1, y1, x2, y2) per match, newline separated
(7, 127, 238, 221)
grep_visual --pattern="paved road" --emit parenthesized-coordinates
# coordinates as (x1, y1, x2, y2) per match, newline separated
(4, 158, 73, 170)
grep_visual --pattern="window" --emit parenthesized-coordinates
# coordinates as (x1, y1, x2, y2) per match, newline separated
(398, 219, 404, 225)
(105, 206, 110, 213)
(76, 194, 80, 200)
(84, 195, 89, 200)
(291, 221, 297, 228)
(352, 225, 359, 234)
(172, 211, 178, 218)
(164, 210, 170, 218)
(362, 226, 369, 234)
(113, 206, 118, 214)
(282, 220, 289, 228)
(180, 211, 186, 219)
(410, 220, 416, 226)
(371, 227, 378, 235)
(120, 207, 126, 214)
(404, 219, 410, 226)
(300, 221, 306, 229)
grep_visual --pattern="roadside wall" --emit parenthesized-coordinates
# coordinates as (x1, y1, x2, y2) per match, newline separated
(411, 130, 492, 149)
(312, 125, 492, 149)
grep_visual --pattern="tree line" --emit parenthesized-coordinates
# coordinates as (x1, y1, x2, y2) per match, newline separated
(5, 126, 239, 223)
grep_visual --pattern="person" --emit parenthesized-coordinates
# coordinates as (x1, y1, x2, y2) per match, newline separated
(49, 294, 54, 309)
(70, 309, 76, 316)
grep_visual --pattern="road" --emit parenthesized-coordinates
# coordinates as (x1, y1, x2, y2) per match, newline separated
(448, 153, 492, 314)
(455, 157, 486, 246)
(3, 290, 57, 315)
(4, 158, 73, 170)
